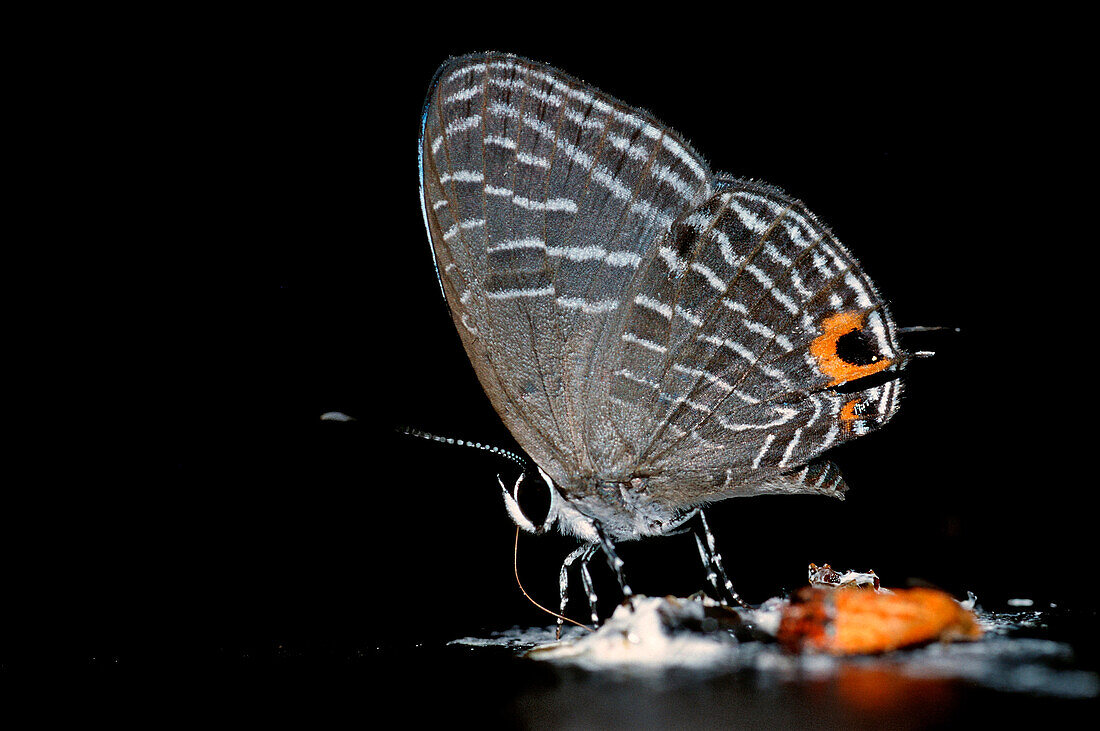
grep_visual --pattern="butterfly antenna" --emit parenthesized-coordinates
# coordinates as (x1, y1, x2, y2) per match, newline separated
(319, 411, 357, 422)
(397, 426, 528, 473)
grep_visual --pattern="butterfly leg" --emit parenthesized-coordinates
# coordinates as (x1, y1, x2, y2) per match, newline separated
(557, 543, 598, 639)
(694, 532, 724, 603)
(593, 520, 633, 602)
(695, 510, 751, 609)
(578, 544, 600, 625)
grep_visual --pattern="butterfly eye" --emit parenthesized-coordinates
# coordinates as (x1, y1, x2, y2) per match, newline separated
(499, 467, 560, 534)
(516, 473, 551, 527)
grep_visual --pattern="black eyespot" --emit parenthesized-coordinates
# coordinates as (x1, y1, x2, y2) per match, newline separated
(835, 327, 880, 366)
(671, 223, 698, 264)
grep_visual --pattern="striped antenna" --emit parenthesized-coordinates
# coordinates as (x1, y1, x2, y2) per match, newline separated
(397, 426, 528, 473)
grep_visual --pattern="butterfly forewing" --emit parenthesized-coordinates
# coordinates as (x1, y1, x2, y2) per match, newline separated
(420, 53, 714, 489)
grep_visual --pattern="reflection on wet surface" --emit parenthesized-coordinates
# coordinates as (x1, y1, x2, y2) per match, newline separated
(34, 600, 1093, 727)
(443, 601, 1097, 727)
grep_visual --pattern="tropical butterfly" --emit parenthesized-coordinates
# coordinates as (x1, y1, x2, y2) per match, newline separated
(418, 52, 909, 618)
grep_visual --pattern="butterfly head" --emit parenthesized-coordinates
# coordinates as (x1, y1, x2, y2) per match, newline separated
(501, 468, 698, 543)
(500, 466, 576, 538)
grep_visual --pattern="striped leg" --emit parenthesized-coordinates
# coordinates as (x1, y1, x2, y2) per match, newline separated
(578, 547, 599, 624)
(594, 520, 633, 601)
(694, 532, 724, 602)
(557, 543, 599, 638)
(695, 511, 751, 609)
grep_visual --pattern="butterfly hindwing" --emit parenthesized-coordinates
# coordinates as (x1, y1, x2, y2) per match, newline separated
(609, 178, 905, 507)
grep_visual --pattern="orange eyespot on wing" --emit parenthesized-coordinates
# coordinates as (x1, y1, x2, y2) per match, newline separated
(810, 311, 894, 386)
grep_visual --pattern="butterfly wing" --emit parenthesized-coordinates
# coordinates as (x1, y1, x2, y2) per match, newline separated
(419, 53, 714, 490)
(608, 177, 907, 508)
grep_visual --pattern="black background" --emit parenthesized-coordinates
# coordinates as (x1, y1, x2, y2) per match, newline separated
(6, 12, 1093, 673)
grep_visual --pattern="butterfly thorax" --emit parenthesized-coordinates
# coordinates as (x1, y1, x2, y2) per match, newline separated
(549, 475, 700, 542)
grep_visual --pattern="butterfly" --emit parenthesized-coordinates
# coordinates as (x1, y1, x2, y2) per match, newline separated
(417, 52, 909, 617)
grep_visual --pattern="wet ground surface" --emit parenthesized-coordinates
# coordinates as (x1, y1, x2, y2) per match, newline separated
(435, 601, 1098, 727)
(8, 600, 1094, 727)
(90, 600, 1088, 727)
